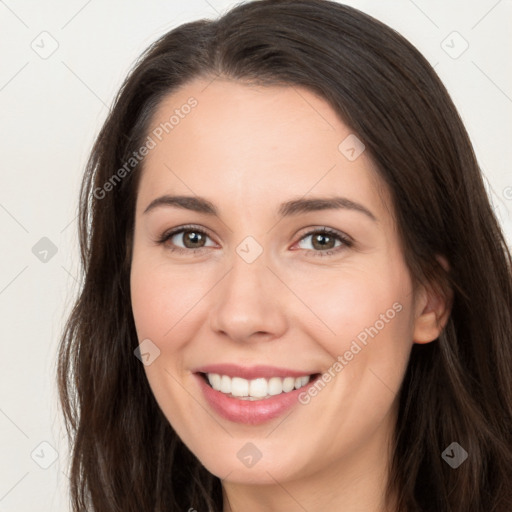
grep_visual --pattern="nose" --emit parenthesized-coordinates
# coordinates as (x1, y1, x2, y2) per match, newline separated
(209, 248, 288, 344)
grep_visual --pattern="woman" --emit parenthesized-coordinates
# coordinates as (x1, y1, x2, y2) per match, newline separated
(57, 0, 512, 510)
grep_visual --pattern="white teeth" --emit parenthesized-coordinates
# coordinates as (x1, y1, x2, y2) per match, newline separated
(231, 377, 249, 397)
(220, 375, 231, 394)
(282, 377, 295, 392)
(207, 373, 221, 391)
(249, 378, 268, 398)
(205, 373, 312, 399)
(268, 377, 283, 396)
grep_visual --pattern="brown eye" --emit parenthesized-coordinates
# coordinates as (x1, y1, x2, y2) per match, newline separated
(295, 227, 353, 257)
(176, 230, 207, 249)
(310, 232, 337, 250)
(156, 225, 215, 254)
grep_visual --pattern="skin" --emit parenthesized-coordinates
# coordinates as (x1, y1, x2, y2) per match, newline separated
(130, 77, 451, 512)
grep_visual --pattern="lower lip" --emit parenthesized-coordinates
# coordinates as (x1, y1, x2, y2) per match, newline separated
(195, 374, 317, 425)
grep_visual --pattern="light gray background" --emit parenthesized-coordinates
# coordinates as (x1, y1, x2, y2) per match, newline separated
(0, 1, 511, 510)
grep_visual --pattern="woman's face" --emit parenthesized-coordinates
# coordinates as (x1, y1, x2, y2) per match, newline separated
(130, 78, 435, 487)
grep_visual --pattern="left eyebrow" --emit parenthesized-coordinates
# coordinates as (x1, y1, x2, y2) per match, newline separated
(143, 194, 377, 222)
(278, 197, 377, 222)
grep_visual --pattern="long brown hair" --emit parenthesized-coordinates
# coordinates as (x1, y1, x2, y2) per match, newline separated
(57, 1, 512, 510)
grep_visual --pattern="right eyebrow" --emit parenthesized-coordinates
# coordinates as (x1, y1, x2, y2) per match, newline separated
(143, 195, 217, 215)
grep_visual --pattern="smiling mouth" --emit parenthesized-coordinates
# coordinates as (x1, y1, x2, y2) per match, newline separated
(198, 372, 321, 400)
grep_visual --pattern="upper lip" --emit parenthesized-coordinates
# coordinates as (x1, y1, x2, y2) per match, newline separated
(192, 363, 318, 380)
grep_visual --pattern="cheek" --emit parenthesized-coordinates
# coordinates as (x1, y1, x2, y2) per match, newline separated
(289, 279, 413, 469)
(300, 264, 414, 411)
(130, 255, 212, 345)
(129, 256, 207, 439)
(299, 265, 411, 348)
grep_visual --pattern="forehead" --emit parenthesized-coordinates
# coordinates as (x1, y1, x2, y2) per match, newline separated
(136, 78, 391, 221)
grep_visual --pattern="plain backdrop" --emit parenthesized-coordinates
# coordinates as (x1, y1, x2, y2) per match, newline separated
(0, 1, 511, 510)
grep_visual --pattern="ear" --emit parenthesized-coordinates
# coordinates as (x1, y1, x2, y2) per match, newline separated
(413, 256, 453, 344)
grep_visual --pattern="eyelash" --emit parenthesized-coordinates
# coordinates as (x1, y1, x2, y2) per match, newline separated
(155, 224, 353, 258)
